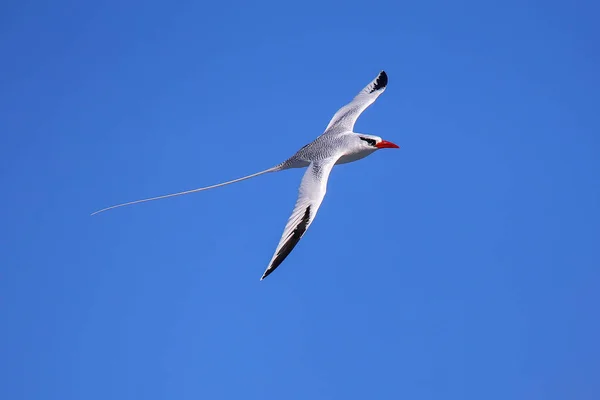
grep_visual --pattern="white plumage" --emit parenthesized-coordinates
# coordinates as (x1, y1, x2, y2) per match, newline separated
(92, 70, 400, 280)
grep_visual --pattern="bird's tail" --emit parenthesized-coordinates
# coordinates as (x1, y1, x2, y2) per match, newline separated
(91, 164, 284, 216)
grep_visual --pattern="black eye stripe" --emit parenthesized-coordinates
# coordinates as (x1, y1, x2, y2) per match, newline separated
(360, 137, 377, 146)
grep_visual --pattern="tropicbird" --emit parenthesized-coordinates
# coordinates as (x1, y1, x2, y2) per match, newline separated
(92, 70, 400, 280)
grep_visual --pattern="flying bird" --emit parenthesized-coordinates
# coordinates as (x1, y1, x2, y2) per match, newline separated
(92, 70, 399, 280)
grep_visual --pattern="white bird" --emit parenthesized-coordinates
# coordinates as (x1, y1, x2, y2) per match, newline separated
(92, 70, 399, 280)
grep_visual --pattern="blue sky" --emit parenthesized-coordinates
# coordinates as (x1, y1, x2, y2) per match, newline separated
(1, 0, 599, 399)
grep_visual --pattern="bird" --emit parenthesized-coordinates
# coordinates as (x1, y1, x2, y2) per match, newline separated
(92, 70, 399, 280)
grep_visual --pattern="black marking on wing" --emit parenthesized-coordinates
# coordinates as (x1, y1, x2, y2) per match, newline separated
(262, 205, 312, 280)
(370, 71, 388, 93)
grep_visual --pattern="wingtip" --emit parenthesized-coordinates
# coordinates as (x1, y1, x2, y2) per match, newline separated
(260, 267, 269, 281)
(373, 70, 388, 91)
(260, 270, 270, 281)
(260, 264, 276, 281)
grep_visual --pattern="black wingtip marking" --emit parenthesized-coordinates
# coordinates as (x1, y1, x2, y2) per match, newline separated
(261, 205, 312, 280)
(371, 70, 388, 93)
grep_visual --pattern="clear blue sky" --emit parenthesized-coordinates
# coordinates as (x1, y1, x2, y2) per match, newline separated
(1, 1, 599, 399)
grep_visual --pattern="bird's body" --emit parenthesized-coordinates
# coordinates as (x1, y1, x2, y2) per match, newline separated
(92, 71, 399, 280)
(287, 133, 377, 165)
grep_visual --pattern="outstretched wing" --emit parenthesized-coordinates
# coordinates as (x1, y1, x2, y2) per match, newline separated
(261, 157, 339, 280)
(323, 70, 388, 134)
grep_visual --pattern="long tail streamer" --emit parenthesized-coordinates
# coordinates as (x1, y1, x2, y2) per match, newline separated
(91, 165, 281, 216)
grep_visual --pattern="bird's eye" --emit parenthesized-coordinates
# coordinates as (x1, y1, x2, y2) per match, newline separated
(360, 137, 377, 146)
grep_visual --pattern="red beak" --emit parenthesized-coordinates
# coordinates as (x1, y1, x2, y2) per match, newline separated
(376, 140, 400, 149)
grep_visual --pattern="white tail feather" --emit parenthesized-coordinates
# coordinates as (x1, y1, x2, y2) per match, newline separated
(91, 165, 282, 216)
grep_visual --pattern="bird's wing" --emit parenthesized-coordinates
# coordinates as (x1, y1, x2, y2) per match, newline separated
(323, 70, 388, 134)
(261, 156, 339, 280)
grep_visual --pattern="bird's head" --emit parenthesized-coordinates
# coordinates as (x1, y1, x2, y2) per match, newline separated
(356, 134, 400, 150)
